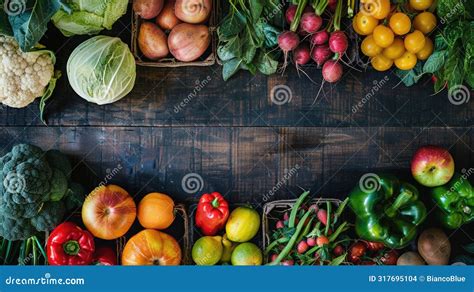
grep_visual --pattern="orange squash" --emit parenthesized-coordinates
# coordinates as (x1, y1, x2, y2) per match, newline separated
(121, 229, 182, 265)
(138, 192, 175, 229)
(82, 185, 136, 240)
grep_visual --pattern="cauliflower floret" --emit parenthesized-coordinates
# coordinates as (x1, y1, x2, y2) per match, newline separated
(0, 36, 54, 108)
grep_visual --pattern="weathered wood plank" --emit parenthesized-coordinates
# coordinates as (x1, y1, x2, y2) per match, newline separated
(1, 126, 471, 205)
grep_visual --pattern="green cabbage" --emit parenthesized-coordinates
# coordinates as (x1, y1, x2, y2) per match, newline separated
(67, 35, 136, 105)
(52, 0, 128, 37)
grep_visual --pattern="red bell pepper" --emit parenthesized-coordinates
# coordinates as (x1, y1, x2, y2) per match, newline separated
(47, 222, 95, 265)
(92, 246, 117, 265)
(195, 192, 229, 236)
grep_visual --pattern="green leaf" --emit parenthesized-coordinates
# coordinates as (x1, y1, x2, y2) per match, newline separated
(0, 0, 13, 35)
(395, 64, 424, 87)
(39, 70, 61, 125)
(423, 51, 447, 74)
(250, 0, 265, 21)
(218, 11, 246, 41)
(217, 36, 242, 62)
(330, 253, 347, 266)
(222, 58, 243, 81)
(9, 0, 63, 51)
(434, 34, 448, 51)
(255, 51, 279, 75)
(444, 47, 464, 89)
(260, 22, 281, 48)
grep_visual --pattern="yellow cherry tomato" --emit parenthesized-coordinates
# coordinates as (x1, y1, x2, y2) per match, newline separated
(395, 51, 418, 70)
(362, 35, 383, 57)
(389, 13, 411, 35)
(416, 37, 433, 60)
(371, 54, 394, 71)
(361, 0, 391, 20)
(413, 12, 437, 34)
(373, 25, 395, 48)
(355, 12, 379, 35)
(409, 0, 433, 11)
(352, 17, 364, 35)
(404, 30, 426, 53)
(383, 38, 406, 59)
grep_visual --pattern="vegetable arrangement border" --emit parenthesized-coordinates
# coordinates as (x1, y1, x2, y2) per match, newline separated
(131, 1, 219, 67)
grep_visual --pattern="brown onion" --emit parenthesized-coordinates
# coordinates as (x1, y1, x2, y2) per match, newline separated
(174, 0, 212, 24)
(168, 23, 210, 62)
(133, 0, 165, 20)
(156, 0, 182, 30)
(138, 22, 169, 60)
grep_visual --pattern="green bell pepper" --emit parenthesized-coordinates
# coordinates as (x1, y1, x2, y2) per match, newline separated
(431, 174, 474, 229)
(349, 174, 427, 249)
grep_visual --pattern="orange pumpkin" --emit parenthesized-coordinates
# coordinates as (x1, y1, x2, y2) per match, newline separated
(121, 229, 182, 265)
(82, 185, 136, 240)
(137, 192, 175, 229)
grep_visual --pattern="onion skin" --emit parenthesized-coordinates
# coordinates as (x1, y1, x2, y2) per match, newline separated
(139, 22, 169, 60)
(133, 0, 165, 20)
(168, 23, 210, 62)
(156, 0, 182, 30)
(175, 0, 212, 24)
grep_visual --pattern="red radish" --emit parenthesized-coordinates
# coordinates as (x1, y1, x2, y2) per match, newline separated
(276, 220, 284, 229)
(297, 241, 309, 253)
(300, 12, 322, 34)
(293, 43, 311, 66)
(333, 245, 344, 256)
(278, 31, 300, 68)
(316, 235, 329, 246)
(285, 5, 297, 24)
(308, 204, 319, 212)
(283, 212, 289, 221)
(281, 259, 294, 266)
(322, 60, 343, 83)
(311, 45, 332, 66)
(316, 209, 328, 225)
(270, 254, 278, 262)
(306, 237, 316, 247)
(329, 31, 348, 55)
(310, 30, 329, 46)
(329, 0, 337, 12)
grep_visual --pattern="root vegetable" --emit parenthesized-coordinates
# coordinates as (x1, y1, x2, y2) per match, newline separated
(285, 5, 297, 24)
(156, 0, 182, 30)
(175, 0, 212, 24)
(310, 30, 329, 46)
(322, 60, 343, 83)
(418, 228, 451, 265)
(278, 31, 300, 68)
(329, 31, 348, 54)
(306, 237, 316, 247)
(138, 22, 169, 60)
(293, 43, 311, 66)
(168, 23, 210, 62)
(397, 251, 426, 265)
(300, 13, 322, 34)
(297, 241, 309, 253)
(311, 45, 332, 66)
(133, 0, 165, 20)
(276, 220, 284, 229)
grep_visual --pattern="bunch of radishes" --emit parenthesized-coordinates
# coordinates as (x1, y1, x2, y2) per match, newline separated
(277, 0, 348, 83)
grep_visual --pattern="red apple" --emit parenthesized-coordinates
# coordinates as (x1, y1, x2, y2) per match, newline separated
(411, 146, 455, 187)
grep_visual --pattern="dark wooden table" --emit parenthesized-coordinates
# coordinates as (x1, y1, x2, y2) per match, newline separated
(0, 13, 472, 209)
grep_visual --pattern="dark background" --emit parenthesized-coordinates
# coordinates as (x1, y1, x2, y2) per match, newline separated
(0, 8, 472, 241)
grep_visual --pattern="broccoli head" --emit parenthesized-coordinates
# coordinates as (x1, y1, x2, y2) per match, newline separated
(0, 144, 83, 241)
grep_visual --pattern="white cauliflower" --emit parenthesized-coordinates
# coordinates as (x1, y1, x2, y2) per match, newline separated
(0, 35, 55, 108)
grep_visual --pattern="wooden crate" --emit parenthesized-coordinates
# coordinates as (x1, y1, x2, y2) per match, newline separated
(131, 1, 219, 67)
